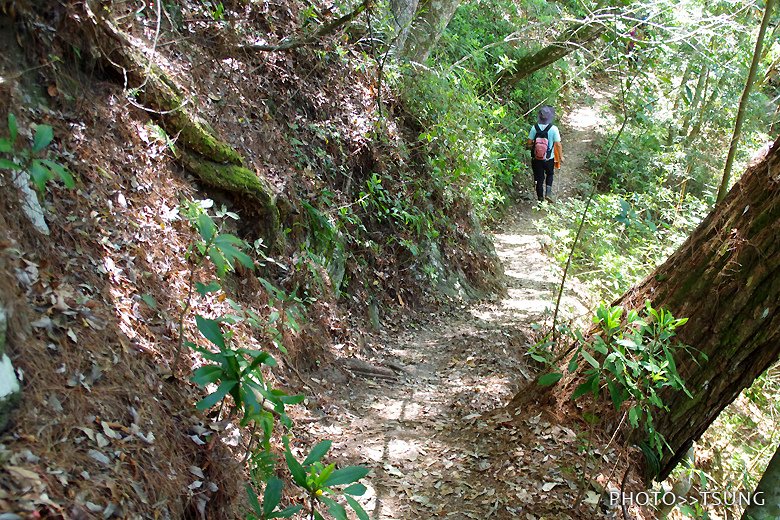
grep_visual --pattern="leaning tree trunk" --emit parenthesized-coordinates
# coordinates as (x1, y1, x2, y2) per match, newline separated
(741, 442, 780, 520)
(495, 21, 606, 89)
(400, 0, 462, 62)
(615, 135, 780, 481)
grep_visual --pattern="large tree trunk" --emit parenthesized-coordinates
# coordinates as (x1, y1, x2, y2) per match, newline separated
(741, 443, 780, 520)
(400, 0, 461, 62)
(615, 135, 780, 481)
(495, 21, 605, 89)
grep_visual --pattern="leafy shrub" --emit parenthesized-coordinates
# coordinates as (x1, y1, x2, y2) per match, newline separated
(396, 63, 558, 219)
(539, 169, 709, 299)
(539, 301, 701, 470)
(177, 200, 370, 518)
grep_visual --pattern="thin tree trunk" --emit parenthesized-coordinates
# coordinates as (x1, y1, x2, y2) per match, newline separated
(717, 0, 776, 202)
(741, 443, 780, 520)
(495, 21, 606, 89)
(614, 135, 780, 481)
(760, 56, 780, 89)
(686, 74, 728, 145)
(666, 60, 694, 146)
(681, 74, 728, 186)
(678, 66, 709, 139)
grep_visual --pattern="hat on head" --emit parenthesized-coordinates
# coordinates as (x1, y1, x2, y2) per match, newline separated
(538, 106, 555, 126)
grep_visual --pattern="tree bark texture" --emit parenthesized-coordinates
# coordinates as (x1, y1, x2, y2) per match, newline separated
(741, 443, 780, 520)
(495, 21, 606, 89)
(615, 135, 780, 481)
(390, 0, 420, 54)
(400, 0, 461, 62)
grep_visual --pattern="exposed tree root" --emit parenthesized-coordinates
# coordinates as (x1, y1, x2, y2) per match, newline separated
(180, 151, 280, 234)
(238, 0, 369, 52)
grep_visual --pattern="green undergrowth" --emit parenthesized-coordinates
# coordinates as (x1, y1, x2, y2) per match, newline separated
(535, 301, 698, 486)
(539, 184, 708, 298)
(393, 64, 561, 220)
(176, 200, 372, 519)
(298, 170, 448, 297)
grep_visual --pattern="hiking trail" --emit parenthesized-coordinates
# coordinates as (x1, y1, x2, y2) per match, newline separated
(303, 86, 615, 519)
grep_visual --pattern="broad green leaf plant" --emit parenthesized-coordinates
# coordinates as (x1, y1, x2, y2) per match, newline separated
(178, 199, 370, 518)
(539, 301, 701, 471)
(0, 113, 75, 192)
(180, 200, 303, 442)
(281, 438, 370, 520)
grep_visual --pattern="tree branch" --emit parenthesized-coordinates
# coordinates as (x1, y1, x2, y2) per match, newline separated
(495, 19, 607, 89)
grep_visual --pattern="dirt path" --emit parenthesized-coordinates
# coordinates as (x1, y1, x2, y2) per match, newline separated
(306, 88, 614, 519)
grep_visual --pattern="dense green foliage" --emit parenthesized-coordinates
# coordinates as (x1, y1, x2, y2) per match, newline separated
(540, 185, 708, 298)
(397, 67, 528, 216)
(535, 302, 698, 483)
(532, 0, 778, 299)
(390, 0, 565, 219)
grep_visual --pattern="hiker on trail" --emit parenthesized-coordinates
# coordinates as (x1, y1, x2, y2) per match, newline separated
(527, 106, 562, 202)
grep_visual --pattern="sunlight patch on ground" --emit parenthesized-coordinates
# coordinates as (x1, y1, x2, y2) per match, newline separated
(368, 398, 432, 422)
(566, 105, 603, 131)
(492, 231, 538, 247)
(387, 439, 425, 461)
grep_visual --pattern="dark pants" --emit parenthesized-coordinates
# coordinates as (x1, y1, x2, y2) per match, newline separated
(531, 159, 554, 201)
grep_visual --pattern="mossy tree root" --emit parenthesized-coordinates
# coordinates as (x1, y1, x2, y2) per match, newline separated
(180, 151, 280, 234)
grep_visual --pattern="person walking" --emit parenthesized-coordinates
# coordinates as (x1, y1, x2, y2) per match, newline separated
(527, 106, 562, 202)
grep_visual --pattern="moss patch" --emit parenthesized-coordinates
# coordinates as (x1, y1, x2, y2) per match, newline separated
(180, 150, 280, 243)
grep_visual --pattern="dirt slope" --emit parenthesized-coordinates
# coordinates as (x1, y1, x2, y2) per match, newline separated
(0, 3, 502, 516)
